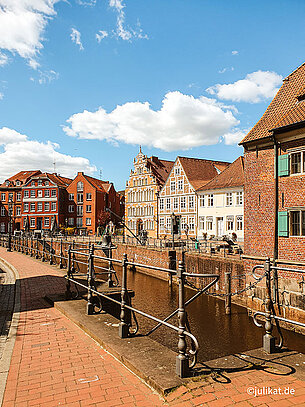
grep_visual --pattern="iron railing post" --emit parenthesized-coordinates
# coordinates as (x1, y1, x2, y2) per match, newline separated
(42, 237, 45, 262)
(30, 237, 33, 257)
(119, 253, 129, 338)
(87, 244, 95, 315)
(35, 237, 39, 259)
(50, 238, 53, 265)
(225, 271, 231, 315)
(107, 247, 114, 288)
(65, 244, 72, 299)
(263, 257, 276, 353)
(71, 241, 75, 272)
(176, 260, 189, 378)
(59, 239, 63, 269)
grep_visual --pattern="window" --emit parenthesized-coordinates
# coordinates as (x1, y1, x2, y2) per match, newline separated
(236, 191, 243, 206)
(189, 196, 194, 209)
(31, 181, 35, 186)
(174, 197, 179, 210)
(38, 180, 42, 186)
(226, 193, 233, 206)
(30, 190, 35, 198)
(189, 217, 195, 230)
(45, 190, 50, 198)
(38, 190, 43, 198)
(51, 202, 56, 211)
(30, 203, 35, 212)
(166, 217, 171, 230)
(30, 218, 35, 228)
(199, 196, 205, 207)
(77, 181, 84, 192)
(16, 181, 21, 186)
(44, 202, 50, 211)
(289, 210, 305, 236)
(226, 215, 234, 231)
(24, 190, 29, 198)
(86, 193, 92, 201)
(69, 193, 74, 201)
(291, 152, 302, 174)
(86, 205, 92, 213)
(68, 205, 74, 213)
(86, 218, 92, 226)
(8, 193, 13, 201)
(181, 217, 187, 230)
(5, 181, 9, 186)
(24, 203, 29, 212)
(170, 181, 175, 192)
(175, 167, 180, 176)
(77, 206, 83, 216)
(199, 216, 205, 230)
(181, 197, 186, 209)
(236, 215, 243, 231)
(37, 203, 42, 212)
(44, 218, 50, 227)
(68, 218, 74, 226)
(207, 194, 214, 207)
(0, 207, 5, 216)
(159, 218, 165, 230)
(206, 217, 213, 231)
(76, 217, 82, 227)
(0, 223, 5, 233)
(178, 180, 183, 190)
(16, 192, 21, 201)
(16, 206, 21, 216)
(1, 193, 5, 201)
(159, 198, 164, 210)
(51, 190, 56, 197)
(166, 198, 171, 210)
(45, 181, 49, 186)
(77, 193, 83, 203)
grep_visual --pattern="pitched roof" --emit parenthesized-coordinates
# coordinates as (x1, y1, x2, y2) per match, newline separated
(45, 173, 73, 187)
(272, 101, 305, 130)
(0, 170, 41, 188)
(240, 62, 305, 144)
(178, 157, 231, 190)
(83, 174, 111, 192)
(197, 156, 244, 191)
(146, 157, 174, 185)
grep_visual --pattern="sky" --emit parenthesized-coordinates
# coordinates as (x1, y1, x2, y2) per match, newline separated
(0, 0, 305, 190)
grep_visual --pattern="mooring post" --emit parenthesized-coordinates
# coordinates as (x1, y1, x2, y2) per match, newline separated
(119, 253, 129, 338)
(176, 260, 189, 378)
(59, 239, 63, 269)
(87, 244, 95, 315)
(65, 244, 72, 299)
(263, 257, 276, 353)
(225, 271, 232, 315)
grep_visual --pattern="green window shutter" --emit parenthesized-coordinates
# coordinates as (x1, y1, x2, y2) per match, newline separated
(278, 155, 289, 177)
(278, 211, 288, 237)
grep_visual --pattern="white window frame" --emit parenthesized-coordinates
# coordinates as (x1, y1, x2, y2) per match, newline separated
(226, 193, 233, 206)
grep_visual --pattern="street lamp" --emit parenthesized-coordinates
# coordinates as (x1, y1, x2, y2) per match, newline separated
(7, 197, 13, 252)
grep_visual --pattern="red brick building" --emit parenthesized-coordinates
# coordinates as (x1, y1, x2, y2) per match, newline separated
(0, 170, 41, 233)
(66, 172, 122, 234)
(240, 63, 305, 263)
(21, 173, 72, 232)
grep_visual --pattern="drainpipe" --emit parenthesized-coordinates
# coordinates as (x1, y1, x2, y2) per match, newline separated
(272, 133, 280, 308)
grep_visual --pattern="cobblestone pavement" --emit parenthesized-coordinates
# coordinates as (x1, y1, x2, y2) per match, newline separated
(0, 246, 305, 407)
(0, 265, 15, 362)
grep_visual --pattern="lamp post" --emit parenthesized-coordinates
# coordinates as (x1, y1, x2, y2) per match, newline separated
(65, 218, 68, 237)
(7, 197, 13, 252)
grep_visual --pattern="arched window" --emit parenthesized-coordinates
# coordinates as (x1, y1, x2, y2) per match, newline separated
(77, 181, 83, 192)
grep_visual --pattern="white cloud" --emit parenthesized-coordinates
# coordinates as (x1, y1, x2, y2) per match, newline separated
(77, 0, 96, 6)
(206, 70, 283, 103)
(70, 28, 84, 50)
(0, 127, 96, 181)
(218, 67, 234, 74)
(63, 91, 241, 151)
(0, 0, 60, 68)
(96, 30, 108, 43)
(0, 92, 3, 100)
(38, 69, 59, 84)
(222, 128, 249, 145)
(232, 50, 238, 55)
(0, 51, 9, 66)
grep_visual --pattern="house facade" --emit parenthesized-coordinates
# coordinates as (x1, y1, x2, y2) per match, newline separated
(158, 157, 230, 239)
(125, 148, 174, 238)
(0, 170, 41, 233)
(21, 173, 72, 232)
(197, 157, 244, 241)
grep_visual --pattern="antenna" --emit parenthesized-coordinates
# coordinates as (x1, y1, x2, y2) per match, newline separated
(53, 153, 56, 174)
(99, 169, 102, 180)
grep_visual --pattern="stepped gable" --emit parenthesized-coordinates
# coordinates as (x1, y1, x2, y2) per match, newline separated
(197, 156, 244, 191)
(240, 62, 305, 144)
(178, 156, 231, 190)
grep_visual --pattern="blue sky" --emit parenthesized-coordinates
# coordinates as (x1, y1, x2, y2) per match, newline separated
(0, 0, 305, 190)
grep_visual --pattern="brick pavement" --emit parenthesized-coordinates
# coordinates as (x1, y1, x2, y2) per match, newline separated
(1, 246, 305, 407)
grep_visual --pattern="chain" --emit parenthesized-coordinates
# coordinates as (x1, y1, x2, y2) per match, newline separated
(184, 272, 266, 297)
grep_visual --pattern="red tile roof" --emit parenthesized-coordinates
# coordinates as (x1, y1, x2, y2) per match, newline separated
(45, 173, 73, 187)
(272, 101, 305, 130)
(0, 170, 41, 188)
(240, 62, 305, 144)
(82, 174, 111, 192)
(197, 156, 244, 191)
(178, 157, 231, 190)
(146, 157, 174, 185)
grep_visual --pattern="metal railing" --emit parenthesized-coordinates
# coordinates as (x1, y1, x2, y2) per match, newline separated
(251, 258, 305, 353)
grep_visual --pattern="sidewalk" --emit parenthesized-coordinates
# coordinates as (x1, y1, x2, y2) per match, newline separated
(0, 247, 305, 407)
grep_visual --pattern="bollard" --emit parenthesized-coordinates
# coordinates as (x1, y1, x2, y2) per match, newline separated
(119, 253, 129, 338)
(176, 260, 189, 378)
(225, 271, 231, 315)
(263, 258, 276, 353)
(42, 237, 45, 262)
(59, 239, 63, 269)
(65, 245, 72, 299)
(87, 244, 95, 315)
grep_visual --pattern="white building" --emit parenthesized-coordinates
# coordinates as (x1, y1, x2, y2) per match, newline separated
(197, 157, 244, 241)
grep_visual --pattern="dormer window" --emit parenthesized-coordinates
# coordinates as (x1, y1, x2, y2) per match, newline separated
(38, 180, 42, 186)
(16, 180, 21, 186)
(31, 181, 35, 186)
(5, 181, 9, 186)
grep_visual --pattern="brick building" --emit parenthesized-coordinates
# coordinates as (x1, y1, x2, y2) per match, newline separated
(21, 173, 72, 232)
(197, 157, 244, 241)
(240, 62, 305, 262)
(0, 170, 41, 233)
(158, 157, 230, 239)
(125, 148, 174, 238)
(66, 172, 122, 234)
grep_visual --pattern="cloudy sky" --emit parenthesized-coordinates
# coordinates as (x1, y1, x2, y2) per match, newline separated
(0, 0, 304, 188)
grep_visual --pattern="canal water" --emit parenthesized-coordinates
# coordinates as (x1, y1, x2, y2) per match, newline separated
(113, 266, 305, 362)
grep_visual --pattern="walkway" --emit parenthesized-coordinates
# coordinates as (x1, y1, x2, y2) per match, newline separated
(0, 247, 304, 407)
